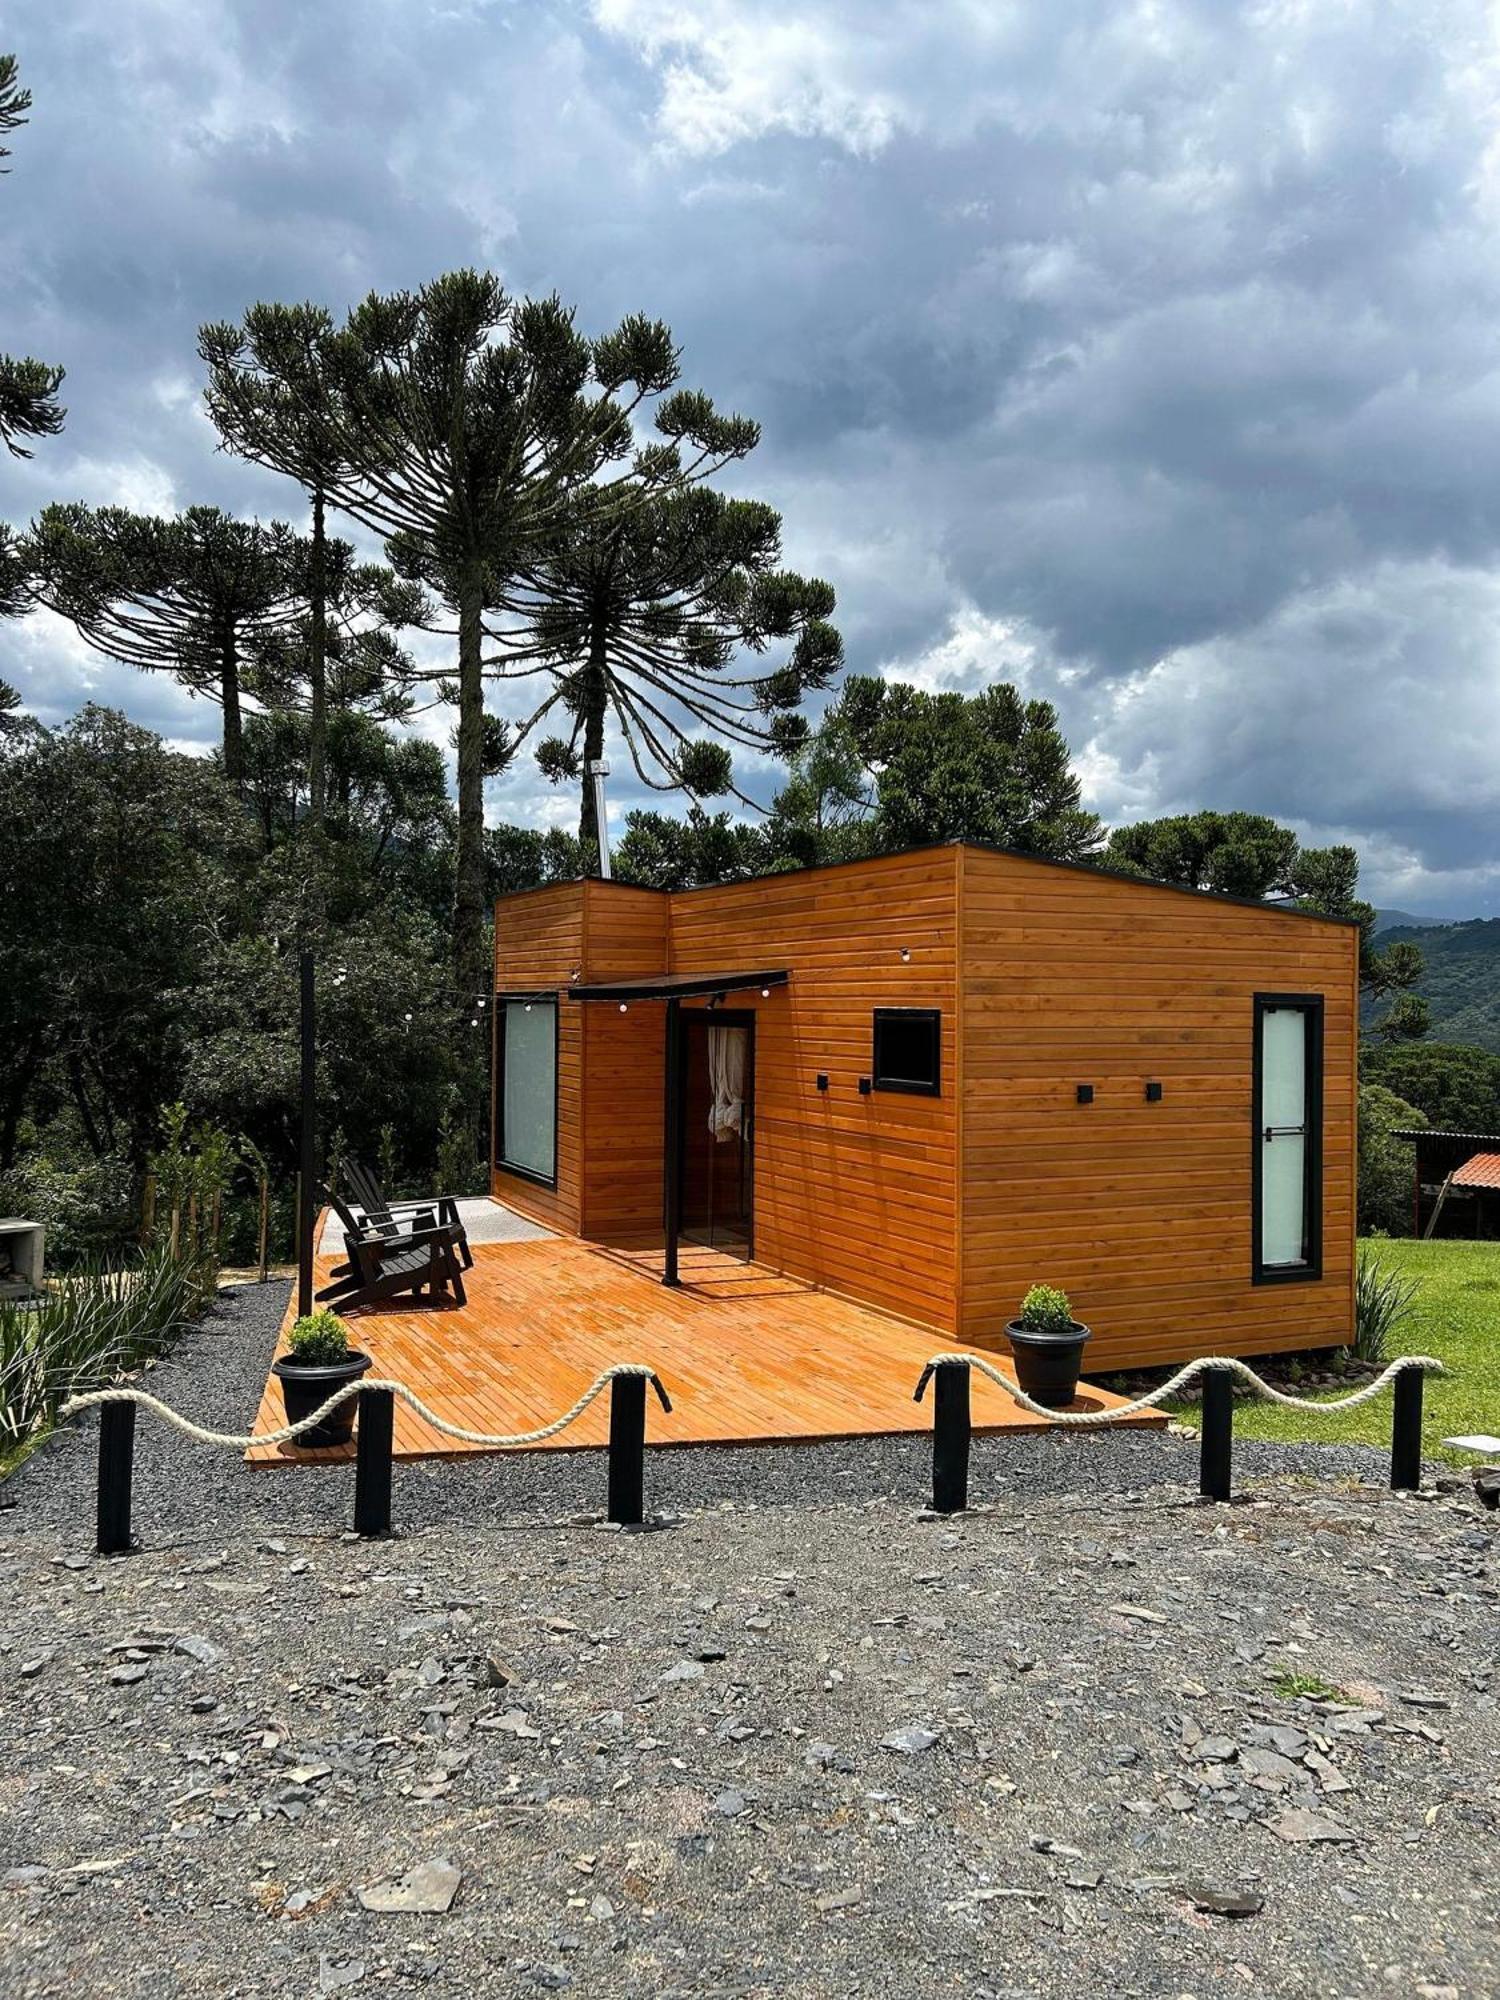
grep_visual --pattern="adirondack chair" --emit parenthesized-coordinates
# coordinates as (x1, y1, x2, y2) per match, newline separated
(344, 1158, 475, 1271)
(316, 1188, 468, 1313)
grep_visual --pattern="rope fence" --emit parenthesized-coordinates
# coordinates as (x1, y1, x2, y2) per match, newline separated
(56, 1346, 1450, 1558)
(60, 1364, 673, 1554)
(58, 1362, 668, 1453)
(913, 1351, 1446, 1512)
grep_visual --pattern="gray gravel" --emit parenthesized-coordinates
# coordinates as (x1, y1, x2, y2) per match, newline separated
(2, 1280, 1403, 1547)
(1, 1285, 1495, 1998)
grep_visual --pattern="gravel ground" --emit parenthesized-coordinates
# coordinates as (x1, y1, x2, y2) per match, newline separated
(0, 1284, 1496, 1998)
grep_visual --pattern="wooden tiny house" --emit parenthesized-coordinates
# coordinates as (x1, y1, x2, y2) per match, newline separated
(491, 843, 1358, 1371)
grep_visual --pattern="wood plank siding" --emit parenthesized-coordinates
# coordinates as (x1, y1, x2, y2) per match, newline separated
(665, 849, 961, 1329)
(957, 846, 1358, 1368)
(493, 843, 1358, 1368)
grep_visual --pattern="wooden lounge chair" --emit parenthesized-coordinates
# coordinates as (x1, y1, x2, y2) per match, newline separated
(344, 1158, 474, 1271)
(316, 1188, 468, 1313)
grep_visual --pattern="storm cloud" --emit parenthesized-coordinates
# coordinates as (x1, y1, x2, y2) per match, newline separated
(3, 0, 1498, 910)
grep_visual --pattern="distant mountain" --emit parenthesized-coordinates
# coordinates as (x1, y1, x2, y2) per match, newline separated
(1374, 908, 1448, 934)
(1364, 919, 1500, 1054)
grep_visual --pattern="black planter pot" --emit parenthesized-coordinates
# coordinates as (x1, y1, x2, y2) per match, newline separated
(272, 1350, 373, 1447)
(1005, 1319, 1092, 1409)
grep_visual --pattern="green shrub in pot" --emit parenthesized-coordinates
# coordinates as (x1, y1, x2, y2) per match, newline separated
(1005, 1282, 1092, 1409)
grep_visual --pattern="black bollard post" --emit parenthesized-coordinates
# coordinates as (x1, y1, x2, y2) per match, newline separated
(354, 1387, 394, 1538)
(1199, 1366, 1233, 1503)
(932, 1361, 972, 1514)
(1390, 1366, 1424, 1492)
(607, 1372, 647, 1526)
(96, 1400, 138, 1556)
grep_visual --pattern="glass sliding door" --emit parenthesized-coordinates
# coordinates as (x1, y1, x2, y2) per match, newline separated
(496, 996, 558, 1185)
(1253, 995, 1323, 1282)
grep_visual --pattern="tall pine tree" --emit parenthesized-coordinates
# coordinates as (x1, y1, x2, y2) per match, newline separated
(0, 54, 64, 459)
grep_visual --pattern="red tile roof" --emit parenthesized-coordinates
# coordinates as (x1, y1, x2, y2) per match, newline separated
(1452, 1152, 1500, 1191)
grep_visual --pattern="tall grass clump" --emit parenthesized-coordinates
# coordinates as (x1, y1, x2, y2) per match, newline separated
(1352, 1245, 1421, 1366)
(0, 1243, 215, 1453)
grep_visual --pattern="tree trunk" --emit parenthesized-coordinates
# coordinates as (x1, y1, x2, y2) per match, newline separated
(452, 572, 488, 1003)
(220, 624, 244, 785)
(308, 484, 328, 827)
(576, 620, 609, 870)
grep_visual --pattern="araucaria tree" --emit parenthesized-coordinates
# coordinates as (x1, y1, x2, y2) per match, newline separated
(0, 54, 65, 459)
(510, 479, 842, 856)
(286, 272, 742, 997)
(199, 304, 365, 826)
(31, 504, 305, 782)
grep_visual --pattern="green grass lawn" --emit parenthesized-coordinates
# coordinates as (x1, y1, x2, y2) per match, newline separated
(1169, 1238, 1500, 1466)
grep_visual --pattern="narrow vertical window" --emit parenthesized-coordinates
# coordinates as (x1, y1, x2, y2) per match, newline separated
(496, 995, 558, 1185)
(1252, 995, 1323, 1282)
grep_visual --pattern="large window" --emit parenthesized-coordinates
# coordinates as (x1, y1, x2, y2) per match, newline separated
(1252, 994, 1323, 1282)
(495, 995, 558, 1185)
(872, 1008, 942, 1096)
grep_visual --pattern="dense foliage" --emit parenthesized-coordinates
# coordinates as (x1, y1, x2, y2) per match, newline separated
(1360, 1041, 1500, 1135)
(1362, 919, 1500, 1055)
(1357, 1083, 1426, 1237)
(0, 705, 484, 1257)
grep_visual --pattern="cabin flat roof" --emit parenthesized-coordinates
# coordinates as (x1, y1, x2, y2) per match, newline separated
(492, 839, 1361, 928)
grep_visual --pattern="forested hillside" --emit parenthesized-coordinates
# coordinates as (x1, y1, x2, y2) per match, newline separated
(1363, 920, 1500, 1054)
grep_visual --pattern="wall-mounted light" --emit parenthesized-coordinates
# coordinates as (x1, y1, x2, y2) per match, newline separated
(760, 986, 770, 998)
(859, 1076, 872, 1095)
(619, 1002, 628, 1013)
(816, 1073, 829, 1091)
(1076, 1083, 1094, 1105)
(569, 968, 582, 984)
(900, 947, 911, 962)
(1144, 1081, 1163, 1103)
(523, 1002, 532, 1013)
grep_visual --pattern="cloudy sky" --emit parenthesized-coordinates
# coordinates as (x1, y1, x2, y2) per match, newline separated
(4, 0, 1499, 914)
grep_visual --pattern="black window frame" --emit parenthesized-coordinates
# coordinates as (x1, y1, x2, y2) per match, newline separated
(1251, 992, 1324, 1285)
(871, 1006, 942, 1098)
(493, 991, 560, 1189)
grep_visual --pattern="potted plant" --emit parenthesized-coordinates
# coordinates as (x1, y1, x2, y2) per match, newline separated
(1005, 1284, 1092, 1408)
(271, 1309, 371, 1447)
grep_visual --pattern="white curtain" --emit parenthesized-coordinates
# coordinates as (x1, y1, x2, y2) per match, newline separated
(707, 1026, 747, 1142)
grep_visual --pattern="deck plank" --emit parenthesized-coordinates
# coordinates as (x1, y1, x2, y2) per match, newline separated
(247, 1235, 1161, 1464)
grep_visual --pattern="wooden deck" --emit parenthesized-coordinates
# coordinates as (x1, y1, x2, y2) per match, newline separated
(248, 1232, 1162, 1464)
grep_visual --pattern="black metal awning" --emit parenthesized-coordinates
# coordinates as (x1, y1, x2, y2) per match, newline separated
(566, 968, 789, 1003)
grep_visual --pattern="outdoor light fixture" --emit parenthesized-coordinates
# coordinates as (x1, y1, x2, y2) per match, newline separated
(1076, 1083, 1094, 1104)
(761, 986, 770, 998)
(619, 1002, 628, 1013)
(570, 968, 582, 983)
(523, 1002, 532, 1013)
(1145, 1081, 1163, 1102)
(900, 947, 911, 962)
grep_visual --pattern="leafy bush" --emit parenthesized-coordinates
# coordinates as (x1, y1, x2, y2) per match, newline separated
(1016, 1284, 1076, 1334)
(287, 1309, 352, 1365)
(1357, 1083, 1425, 1236)
(0, 1138, 138, 1266)
(1352, 1247, 1420, 1366)
(0, 1243, 215, 1450)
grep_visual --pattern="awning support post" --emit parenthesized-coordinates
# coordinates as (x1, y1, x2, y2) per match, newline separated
(663, 997, 682, 1286)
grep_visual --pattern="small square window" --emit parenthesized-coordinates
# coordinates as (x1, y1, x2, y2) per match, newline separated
(872, 1008, 941, 1096)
